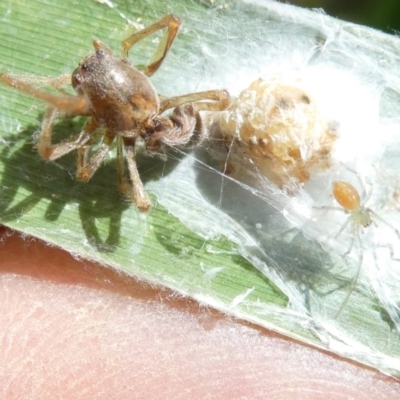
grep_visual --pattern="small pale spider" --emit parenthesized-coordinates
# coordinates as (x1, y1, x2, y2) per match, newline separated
(332, 180, 372, 234)
(325, 179, 400, 317)
(0, 14, 230, 211)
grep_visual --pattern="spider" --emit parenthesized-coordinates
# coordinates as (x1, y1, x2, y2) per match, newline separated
(0, 14, 230, 211)
(323, 179, 400, 317)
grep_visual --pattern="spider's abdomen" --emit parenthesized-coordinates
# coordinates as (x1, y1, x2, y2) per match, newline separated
(333, 180, 360, 211)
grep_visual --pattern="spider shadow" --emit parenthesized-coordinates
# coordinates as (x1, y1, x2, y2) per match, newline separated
(0, 116, 180, 252)
(193, 149, 357, 316)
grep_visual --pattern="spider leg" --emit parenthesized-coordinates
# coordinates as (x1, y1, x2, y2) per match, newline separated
(48, 74, 72, 95)
(118, 137, 151, 212)
(335, 227, 363, 318)
(334, 215, 352, 239)
(313, 206, 344, 212)
(38, 108, 98, 160)
(0, 73, 71, 94)
(116, 136, 128, 193)
(146, 104, 202, 154)
(159, 89, 231, 114)
(368, 209, 400, 239)
(76, 130, 116, 182)
(121, 14, 181, 77)
(0, 73, 89, 114)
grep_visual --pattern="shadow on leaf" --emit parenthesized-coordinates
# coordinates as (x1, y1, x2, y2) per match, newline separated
(0, 116, 181, 252)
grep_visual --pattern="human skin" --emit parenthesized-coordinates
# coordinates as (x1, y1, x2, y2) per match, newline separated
(0, 225, 399, 399)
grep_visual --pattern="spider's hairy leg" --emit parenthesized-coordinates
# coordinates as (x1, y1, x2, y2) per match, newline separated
(121, 14, 181, 77)
(0, 73, 71, 94)
(116, 136, 127, 192)
(116, 137, 134, 203)
(38, 108, 97, 160)
(76, 130, 116, 182)
(159, 89, 231, 114)
(146, 104, 202, 154)
(0, 73, 88, 114)
(49, 73, 72, 95)
(119, 137, 151, 212)
(92, 39, 113, 56)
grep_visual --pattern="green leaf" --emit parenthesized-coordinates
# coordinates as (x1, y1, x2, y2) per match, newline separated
(1, 0, 400, 377)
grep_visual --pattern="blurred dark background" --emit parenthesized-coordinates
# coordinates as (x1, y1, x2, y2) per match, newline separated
(283, 0, 400, 33)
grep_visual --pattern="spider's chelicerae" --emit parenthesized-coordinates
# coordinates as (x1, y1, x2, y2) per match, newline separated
(0, 14, 230, 211)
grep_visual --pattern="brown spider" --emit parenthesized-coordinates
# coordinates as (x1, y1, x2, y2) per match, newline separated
(0, 14, 230, 211)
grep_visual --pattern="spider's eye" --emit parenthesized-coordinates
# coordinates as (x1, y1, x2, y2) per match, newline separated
(96, 49, 106, 59)
(81, 63, 88, 70)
